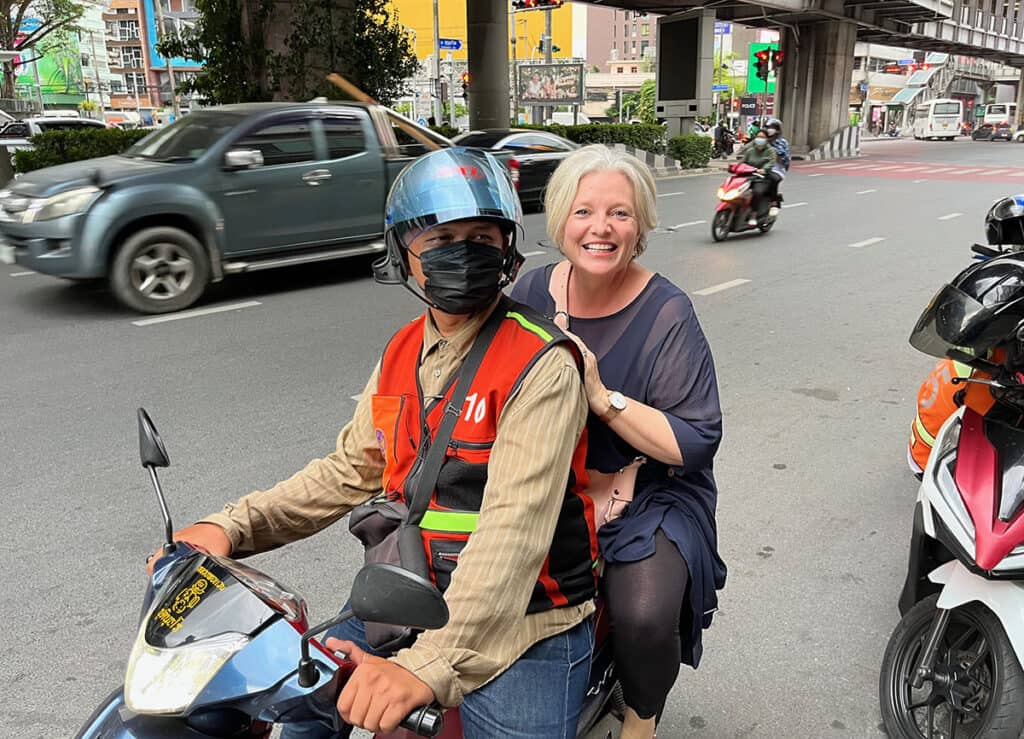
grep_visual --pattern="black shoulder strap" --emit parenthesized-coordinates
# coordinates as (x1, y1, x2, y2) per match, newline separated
(405, 299, 507, 524)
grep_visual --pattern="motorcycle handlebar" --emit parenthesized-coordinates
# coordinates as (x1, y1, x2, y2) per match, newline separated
(399, 705, 444, 737)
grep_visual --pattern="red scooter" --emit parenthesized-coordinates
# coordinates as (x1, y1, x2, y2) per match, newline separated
(711, 162, 777, 242)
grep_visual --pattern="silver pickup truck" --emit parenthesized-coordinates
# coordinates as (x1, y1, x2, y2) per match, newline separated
(0, 101, 453, 313)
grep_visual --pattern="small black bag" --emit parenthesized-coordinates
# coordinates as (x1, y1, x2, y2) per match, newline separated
(348, 304, 505, 652)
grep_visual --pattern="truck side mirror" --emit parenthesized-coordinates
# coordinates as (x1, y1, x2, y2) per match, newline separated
(224, 149, 264, 170)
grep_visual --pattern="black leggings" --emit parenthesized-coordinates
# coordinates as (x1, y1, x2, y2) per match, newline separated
(604, 530, 690, 720)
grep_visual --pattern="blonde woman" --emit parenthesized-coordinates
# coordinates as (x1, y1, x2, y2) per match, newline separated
(511, 145, 727, 739)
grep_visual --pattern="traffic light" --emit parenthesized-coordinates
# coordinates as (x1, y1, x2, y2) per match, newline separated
(772, 49, 784, 71)
(754, 49, 771, 81)
(461, 71, 470, 98)
(512, 0, 563, 11)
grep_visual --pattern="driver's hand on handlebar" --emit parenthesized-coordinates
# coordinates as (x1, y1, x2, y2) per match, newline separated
(331, 638, 436, 733)
(146, 522, 232, 574)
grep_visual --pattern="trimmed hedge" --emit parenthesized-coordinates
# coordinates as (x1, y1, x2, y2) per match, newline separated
(12, 128, 152, 173)
(429, 124, 460, 140)
(519, 123, 667, 155)
(667, 134, 712, 169)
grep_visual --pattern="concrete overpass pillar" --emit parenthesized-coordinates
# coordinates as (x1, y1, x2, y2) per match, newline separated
(777, 19, 857, 152)
(466, 0, 510, 130)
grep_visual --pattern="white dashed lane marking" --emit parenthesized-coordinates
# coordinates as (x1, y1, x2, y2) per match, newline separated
(667, 220, 707, 230)
(9, 271, 33, 277)
(521, 250, 545, 257)
(657, 191, 686, 198)
(938, 213, 964, 221)
(693, 279, 751, 296)
(132, 301, 263, 326)
(856, 189, 877, 195)
(807, 174, 824, 178)
(849, 237, 886, 249)
(782, 202, 807, 209)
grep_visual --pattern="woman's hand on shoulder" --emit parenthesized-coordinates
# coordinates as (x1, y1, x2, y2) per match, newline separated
(562, 330, 610, 418)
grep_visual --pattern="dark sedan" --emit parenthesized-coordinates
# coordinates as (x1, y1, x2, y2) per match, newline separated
(452, 129, 579, 211)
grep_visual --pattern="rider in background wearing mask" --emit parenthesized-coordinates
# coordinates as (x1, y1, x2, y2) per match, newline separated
(151, 147, 598, 738)
(763, 118, 790, 218)
(736, 128, 777, 227)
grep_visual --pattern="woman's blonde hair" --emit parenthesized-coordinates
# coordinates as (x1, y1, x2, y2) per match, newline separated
(544, 144, 658, 257)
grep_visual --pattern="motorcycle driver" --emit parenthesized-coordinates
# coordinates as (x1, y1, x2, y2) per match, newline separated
(150, 148, 598, 738)
(763, 118, 790, 217)
(736, 128, 777, 227)
(907, 195, 1024, 476)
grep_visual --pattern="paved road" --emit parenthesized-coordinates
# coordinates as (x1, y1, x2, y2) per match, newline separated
(3, 137, 1023, 738)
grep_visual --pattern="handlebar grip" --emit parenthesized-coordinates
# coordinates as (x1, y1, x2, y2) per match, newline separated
(971, 243, 1001, 258)
(399, 706, 444, 737)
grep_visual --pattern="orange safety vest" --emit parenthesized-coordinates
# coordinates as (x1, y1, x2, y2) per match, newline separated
(909, 357, 995, 472)
(372, 302, 598, 613)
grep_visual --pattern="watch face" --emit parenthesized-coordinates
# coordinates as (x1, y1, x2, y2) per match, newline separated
(609, 391, 627, 411)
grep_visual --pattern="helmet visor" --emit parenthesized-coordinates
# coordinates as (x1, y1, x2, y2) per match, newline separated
(909, 283, 995, 359)
(386, 148, 523, 241)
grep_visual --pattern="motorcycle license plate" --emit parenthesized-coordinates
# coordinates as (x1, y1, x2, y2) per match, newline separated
(0, 242, 13, 264)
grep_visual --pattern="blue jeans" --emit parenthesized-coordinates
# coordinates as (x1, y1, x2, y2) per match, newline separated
(281, 610, 594, 739)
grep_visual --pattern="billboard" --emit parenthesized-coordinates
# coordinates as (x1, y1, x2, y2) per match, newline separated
(10, 28, 86, 105)
(518, 63, 584, 106)
(142, 0, 203, 69)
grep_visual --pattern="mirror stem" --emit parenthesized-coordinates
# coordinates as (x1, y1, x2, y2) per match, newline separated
(147, 464, 175, 549)
(298, 608, 353, 688)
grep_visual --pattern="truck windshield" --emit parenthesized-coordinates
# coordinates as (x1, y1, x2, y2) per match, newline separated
(124, 111, 244, 162)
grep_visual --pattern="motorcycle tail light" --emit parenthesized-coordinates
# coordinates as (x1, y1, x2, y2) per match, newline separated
(507, 158, 520, 189)
(124, 629, 249, 714)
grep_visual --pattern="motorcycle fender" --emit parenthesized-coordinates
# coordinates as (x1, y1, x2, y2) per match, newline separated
(930, 560, 1024, 662)
(715, 201, 732, 212)
(75, 687, 214, 738)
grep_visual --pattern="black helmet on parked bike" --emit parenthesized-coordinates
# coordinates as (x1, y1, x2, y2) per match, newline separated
(910, 254, 1024, 363)
(985, 195, 1024, 246)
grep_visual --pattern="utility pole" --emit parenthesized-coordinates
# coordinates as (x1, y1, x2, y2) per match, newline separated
(88, 31, 104, 119)
(150, 0, 180, 119)
(31, 47, 44, 112)
(510, 7, 518, 124)
(432, 0, 442, 124)
(448, 52, 456, 128)
(543, 7, 552, 124)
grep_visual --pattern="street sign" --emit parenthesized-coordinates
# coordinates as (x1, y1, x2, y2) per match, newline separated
(714, 22, 731, 34)
(897, 59, 915, 66)
(19, 17, 41, 33)
(740, 97, 757, 115)
(712, 84, 729, 92)
(439, 38, 462, 51)
(417, 117, 428, 126)
(859, 82, 869, 92)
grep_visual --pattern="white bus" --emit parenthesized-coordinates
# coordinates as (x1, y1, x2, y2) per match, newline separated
(912, 98, 963, 140)
(983, 102, 1017, 127)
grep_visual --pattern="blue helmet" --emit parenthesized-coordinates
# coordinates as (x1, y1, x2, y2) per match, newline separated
(375, 147, 524, 285)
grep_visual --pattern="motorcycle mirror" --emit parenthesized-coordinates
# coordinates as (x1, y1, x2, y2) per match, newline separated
(138, 408, 170, 468)
(137, 408, 175, 551)
(351, 564, 449, 631)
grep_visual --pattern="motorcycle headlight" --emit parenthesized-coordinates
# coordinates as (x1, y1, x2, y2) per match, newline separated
(123, 627, 249, 714)
(21, 186, 100, 223)
(717, 187, 737, 200)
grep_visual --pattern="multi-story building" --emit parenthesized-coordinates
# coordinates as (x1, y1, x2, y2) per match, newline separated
(141, 0, 202, 113)
(104, 0, 152, 122)
(79, 0, 118, 113)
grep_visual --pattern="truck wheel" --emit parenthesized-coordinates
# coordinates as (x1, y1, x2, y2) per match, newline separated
(110, 227, 210, 314)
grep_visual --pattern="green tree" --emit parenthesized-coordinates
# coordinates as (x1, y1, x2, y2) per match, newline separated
(608, 79, 656, 123)
(0, 0, 84, 99)
(157, 0, 277, 104)
(276, 0, 416, 103)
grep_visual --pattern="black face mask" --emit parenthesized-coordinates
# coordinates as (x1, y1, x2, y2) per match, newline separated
(417, 240, 506, 315)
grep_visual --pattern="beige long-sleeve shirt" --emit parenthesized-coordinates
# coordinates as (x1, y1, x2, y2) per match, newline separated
(202, 301, 593, 707)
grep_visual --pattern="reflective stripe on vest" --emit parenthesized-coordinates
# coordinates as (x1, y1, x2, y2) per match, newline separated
(914, 413, 937, 447)
(421, 510, 479, 534)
